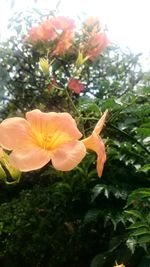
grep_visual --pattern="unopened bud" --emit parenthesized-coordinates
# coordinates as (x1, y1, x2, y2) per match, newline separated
(39, 58, 49, 75)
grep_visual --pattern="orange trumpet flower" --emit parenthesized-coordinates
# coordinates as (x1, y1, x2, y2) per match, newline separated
(0, 110, 86, 172)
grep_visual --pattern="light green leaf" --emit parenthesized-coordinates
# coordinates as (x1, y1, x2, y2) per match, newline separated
(138, 164, 150, 172)
(131, 228, 150, 237)
(137, 128, 150, 136)
(125, 210, 142, 219)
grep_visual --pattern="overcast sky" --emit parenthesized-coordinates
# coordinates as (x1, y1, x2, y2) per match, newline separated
(0, 0, 150, 57)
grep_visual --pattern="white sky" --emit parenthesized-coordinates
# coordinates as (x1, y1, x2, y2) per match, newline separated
(0, 0, 150, 58)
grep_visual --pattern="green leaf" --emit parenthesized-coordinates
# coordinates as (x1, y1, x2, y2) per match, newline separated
(84, 209, 101, 224)
(104, 188, 109, 198)
(137, 234, 150, 244)
(124, 210, 142, 219)
(138, 164, 150, 172)
(101, 98, 120, 109)
(131, 228, 150, 237)
(126, 238, 137, 254)
(90, 254, 106, 267)
(127, 188, 150, 205)
(108, 235, 124, 252)
(140, 122, 150, 128)
(0, 165, 7, 180)
(137, 128, 150, 136)
(127, 222, 148, 229)
(91, 185, 105, 202)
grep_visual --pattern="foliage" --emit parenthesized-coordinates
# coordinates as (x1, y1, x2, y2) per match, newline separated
(0, 8, 150, 267)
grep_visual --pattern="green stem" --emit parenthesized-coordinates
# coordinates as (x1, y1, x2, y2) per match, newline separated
(108, 96, 138, 123)
(65, 89, 79, 115)
(49, 81, 86, 136)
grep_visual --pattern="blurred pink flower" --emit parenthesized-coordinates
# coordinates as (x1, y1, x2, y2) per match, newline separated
(51, 16, 75, 31)
(83, 32, 109, 60)
(52, 30, 74, 56)
(25, 16, 75, 43)
(83, 16, 102, 35)
(26, 20, 57, 42)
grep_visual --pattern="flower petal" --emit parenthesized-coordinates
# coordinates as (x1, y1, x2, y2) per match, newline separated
(96, 138, 106, 177)
(51, 140, 86, 171)
(9, 146, 50, 172)
(51, 16, 75, 30)
(52, 30, 74, 56)
(26, 109, 82, 140)
(94, 110, 108, 135)
(0, 118, 31, 150)
(82, 133, 106, 177)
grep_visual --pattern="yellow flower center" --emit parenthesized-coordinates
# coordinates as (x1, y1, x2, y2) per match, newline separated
(33, 130, 72, 150)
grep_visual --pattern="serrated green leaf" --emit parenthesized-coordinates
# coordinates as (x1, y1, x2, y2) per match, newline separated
(127, 222, 148, 229)
(127, 188, 150, 205)
(125, 210, 142, 219)
(131, 228, 150, 237)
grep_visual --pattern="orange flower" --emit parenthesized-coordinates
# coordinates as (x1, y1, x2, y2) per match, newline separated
(84, 32, 109, 60)
(40, 19, 57, 41)
(26, 20, 57, 42)
(82, 110, 108, 177)
(68, 78, 85, 94)
(83, 17, 102, 36)
(84, 17, 100, 27)
(26, 26, 44, 42)
(0, 110, 86, 172)
(51, 16, 75, 31)
(52, 30, 74, 56)
(25, 17, 75, 43)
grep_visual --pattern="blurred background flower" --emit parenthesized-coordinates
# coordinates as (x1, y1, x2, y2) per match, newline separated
(1, 0, 150, 69)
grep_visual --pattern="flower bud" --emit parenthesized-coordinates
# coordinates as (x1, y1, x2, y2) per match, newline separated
(39, 58, 49, 75)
